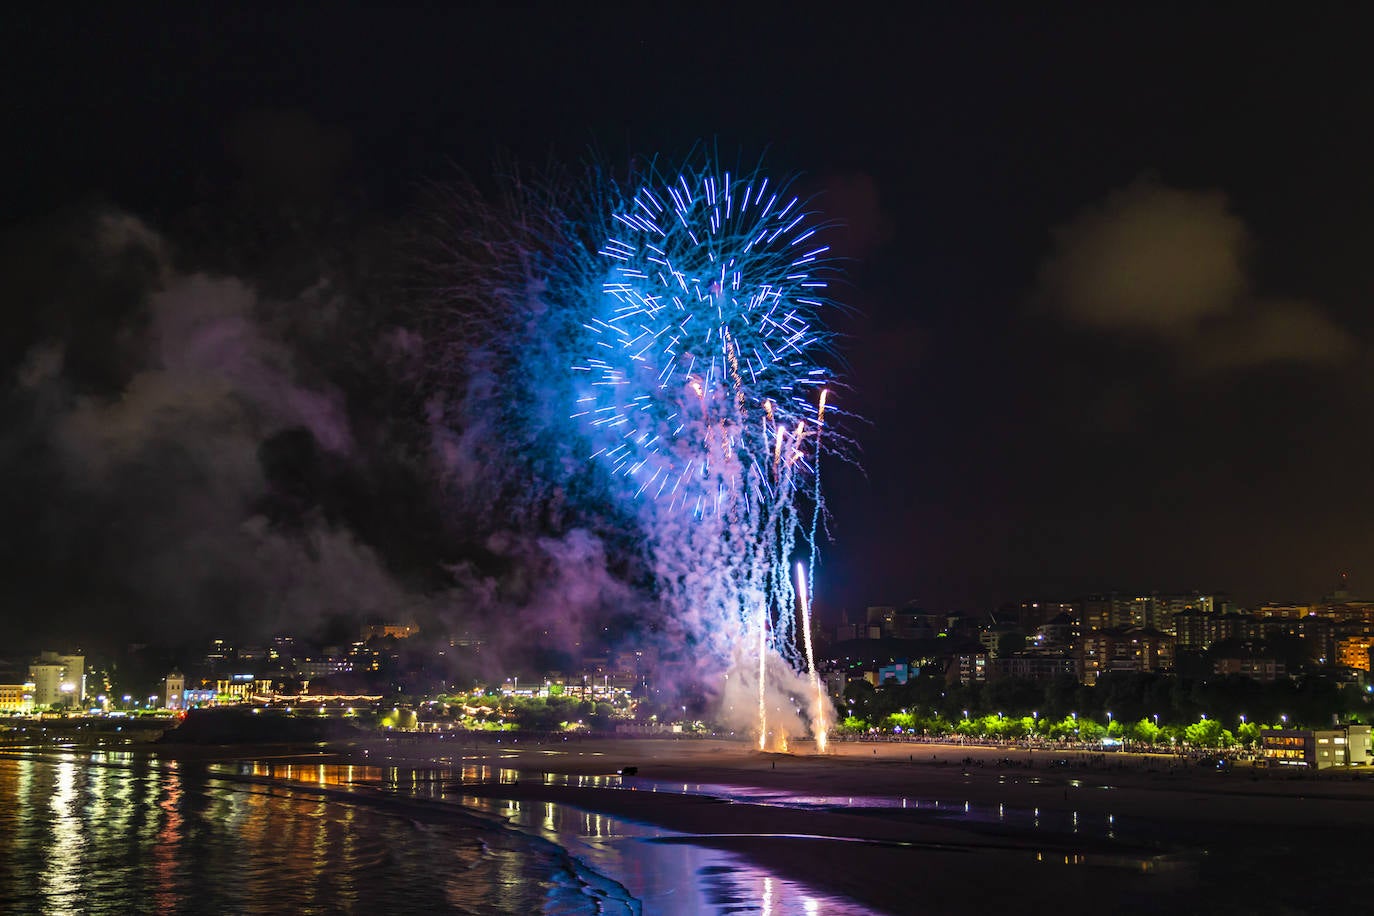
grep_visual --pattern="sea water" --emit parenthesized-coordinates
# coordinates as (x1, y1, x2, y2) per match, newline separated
(0, 751, 874, 915)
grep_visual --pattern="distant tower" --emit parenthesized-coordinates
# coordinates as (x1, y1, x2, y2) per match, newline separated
(1327, 571, 1353, 604)
(162, 670, 186, 710)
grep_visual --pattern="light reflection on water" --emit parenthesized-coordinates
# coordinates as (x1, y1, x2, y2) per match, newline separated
(606, 776, 1134, 842)
(238, 758, 878, 913)
(0, 752, 593, 915)
(0, 751, 883, 915)
(458, 792, 875, 915)
(43, 758, 82, 910)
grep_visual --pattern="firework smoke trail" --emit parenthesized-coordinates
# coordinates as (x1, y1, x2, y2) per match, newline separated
(757, 600, 768, 751)
(796, 563, 828, 752)
(572, 158, 850, 746)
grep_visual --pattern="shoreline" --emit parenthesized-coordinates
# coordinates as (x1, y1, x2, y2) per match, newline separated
(10, 735, 1374, 913)
(431, 736, 1374, 912)
(449, 736, 1374, 912)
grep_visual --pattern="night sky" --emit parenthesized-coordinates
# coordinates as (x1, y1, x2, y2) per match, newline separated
(5, 8, 1374, 650)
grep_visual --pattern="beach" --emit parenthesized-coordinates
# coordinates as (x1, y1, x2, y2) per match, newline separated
(435, 736, 1374, 913)
(7, 731, 1372, 913)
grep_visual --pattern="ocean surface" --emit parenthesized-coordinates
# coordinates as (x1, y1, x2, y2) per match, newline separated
(7, 746, 1370, 915)
(0, 750, 873, 915)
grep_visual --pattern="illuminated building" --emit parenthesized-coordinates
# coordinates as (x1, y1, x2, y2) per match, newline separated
(1254, 602, 1315, 621)
(162, 670, 185, 710)
(1079, 626, 1174, 685)
(950, 650, 987, 685)
(28, 652, 84, 707)
(1336, 635, 1374, 672)
(294, 658, 353, 678)
(869, 661, 910, 686)
(28, 663, 64, 708)
(361, 623, 419, 640)
(1260, 725, 1372, 769)
(0, 682, 35, 713)
(1081, 595, 1112, 633)
(1083, 593, 1222, 636)
(1173, 610, 1263, 650)
(215, 673, 258, 702)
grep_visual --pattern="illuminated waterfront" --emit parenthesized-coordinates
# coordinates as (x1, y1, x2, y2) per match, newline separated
(0, 751, 875, 914)
(0, 752, 593, 915)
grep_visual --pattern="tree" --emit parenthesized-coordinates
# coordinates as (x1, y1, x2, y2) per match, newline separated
(885, 711, 916, 733)
(1126, 717, 1160, 746)
(1078, 718, 1106, 742)
(1184, 717, 1227, 748)
(1047, 715, 1079, 740)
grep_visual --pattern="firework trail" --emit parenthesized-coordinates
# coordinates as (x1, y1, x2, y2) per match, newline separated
(796, 563, 828, 752)
(571, 159, 848, 748)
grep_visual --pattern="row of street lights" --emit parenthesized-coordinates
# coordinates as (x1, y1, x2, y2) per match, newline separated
(956, 708, 1289, 728)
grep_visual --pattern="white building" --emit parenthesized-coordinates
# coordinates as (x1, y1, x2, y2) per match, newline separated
(29, 652, 85, 708)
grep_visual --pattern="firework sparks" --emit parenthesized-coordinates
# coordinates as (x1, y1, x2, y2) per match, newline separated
(569, 158, 848, 749)
(573, 164, 836, 517)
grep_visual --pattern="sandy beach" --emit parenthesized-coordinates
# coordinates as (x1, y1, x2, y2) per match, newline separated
(129, 731, 1374, 912)
(12, 727, 1364, 913)
(430, 736, 1374, 913)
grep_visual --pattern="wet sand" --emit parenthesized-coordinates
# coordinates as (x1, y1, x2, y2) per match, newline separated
(442, 737, 1374, 913)
(462, 735, 1374, 822)
(77, 732, 1374, 912)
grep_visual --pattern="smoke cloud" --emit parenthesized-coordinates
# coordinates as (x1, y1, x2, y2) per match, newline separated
(1, 156, 843, 743)
(0, 199, 661, 689)
(4, 213, 407, 642)
(1038, 177, 1356, 371)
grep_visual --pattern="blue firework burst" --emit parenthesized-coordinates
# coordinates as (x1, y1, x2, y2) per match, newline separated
(572, 163, 838, 516)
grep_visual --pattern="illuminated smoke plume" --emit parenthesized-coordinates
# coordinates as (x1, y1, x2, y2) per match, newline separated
(568, 160, 851, 747)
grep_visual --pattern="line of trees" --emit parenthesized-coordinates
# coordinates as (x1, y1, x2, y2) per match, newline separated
(838, 670, 1371, 747)
(842, 708, 1274, 749)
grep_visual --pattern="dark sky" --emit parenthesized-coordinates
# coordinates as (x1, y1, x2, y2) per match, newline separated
(4, 7, 1374, 649)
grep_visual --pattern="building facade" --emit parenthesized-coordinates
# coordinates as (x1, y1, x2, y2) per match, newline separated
(1260, 725, 1372, 769)
(0, 682, 35, 714)
(28, 652, 84, 709)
